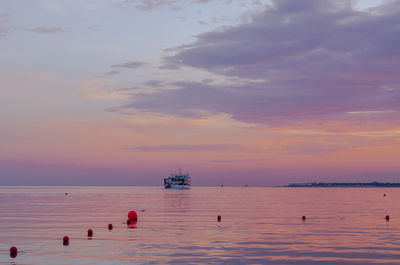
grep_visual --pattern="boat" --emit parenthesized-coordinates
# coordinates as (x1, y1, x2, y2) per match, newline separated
(164, 168, 191, 189)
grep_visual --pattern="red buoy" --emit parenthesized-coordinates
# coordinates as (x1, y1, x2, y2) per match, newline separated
(384, 194, 386, 197)
(63, 236, 69, 246)
(128, 211, 138, 221)
(10, 246, 17, 258)
(302, 216, 306, 220)
(386, 215, 390, 221)
(88, 229, 93, 237)
(108, 223, 113, 230)
(217, 215, 222, 222)
(9, 246, 17, 258)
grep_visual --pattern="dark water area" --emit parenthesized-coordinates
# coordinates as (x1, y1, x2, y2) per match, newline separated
(1, 186, 400, 264)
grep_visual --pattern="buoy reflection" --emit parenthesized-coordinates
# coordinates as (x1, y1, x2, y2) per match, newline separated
(127, 220, 137, 229)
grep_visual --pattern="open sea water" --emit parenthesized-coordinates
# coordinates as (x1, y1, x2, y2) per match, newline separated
(1, 186, 400, 265)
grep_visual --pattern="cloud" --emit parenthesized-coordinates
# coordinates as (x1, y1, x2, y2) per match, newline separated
(116, 0, 400, 125)
(123, 144, 244, 152)
(78, 78, 129, 100)
(0, 15, 64, 37)
(119, 0, 241, 10)
(104, 70, 121, 76)
(0, 14, 10, 38)
(209, 159, 266, 163)
(103, 61, 146, 78)
(166, 0, 400, 78)
(119, 79, 400, 125)
(21, 27, 64, 34)
(111, 60, 146, 69)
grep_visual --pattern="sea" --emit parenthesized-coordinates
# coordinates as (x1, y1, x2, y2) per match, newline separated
(1, 186, 400, 265)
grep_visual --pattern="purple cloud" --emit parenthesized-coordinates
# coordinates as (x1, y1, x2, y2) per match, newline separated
(120, 79, 400, 125)
(117, 0, 400, 125)
(23, 27, 64, 34)
(0, 17, 64, 37)
(119, 0, 244, 10)
(123, 144, 244, 152)
(0, 14, 10, 38)
(168, 1, 400, 79)
(104, 70, 121, 76)
(111, 60, 146, 69)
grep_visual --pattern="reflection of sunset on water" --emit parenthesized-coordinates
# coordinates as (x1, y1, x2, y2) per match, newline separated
(1, 186, 400, 264)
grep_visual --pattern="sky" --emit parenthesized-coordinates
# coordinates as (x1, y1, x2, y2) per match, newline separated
(1, 0, 399, 186)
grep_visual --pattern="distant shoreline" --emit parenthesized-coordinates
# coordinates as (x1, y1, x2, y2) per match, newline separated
(284, 181, 400, 187)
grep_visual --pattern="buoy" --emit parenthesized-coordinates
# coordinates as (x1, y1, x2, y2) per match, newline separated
(217, 215, 221, 222)
(386, 215, 390, 221)
(63, 236, 69, 246)
(10, 246, 17, 258)
(141, 209, 145, 212)
(302, 216, 306, 220)
(108, 223, 113, 230)
(10, 247, 18, 258)
(10, 246, 17, 253)
(128, 211, 138, 221)
(87, 229, 93, 237)
(65, 193, 68, 195)
(384, 194, 386, 197)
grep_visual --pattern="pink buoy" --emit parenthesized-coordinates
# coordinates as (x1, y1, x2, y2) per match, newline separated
(63, 236, 69, 246)
(217, 215, 222, 222)
(87, 229, 93, 237)
(108, 223, 113, 230)
(128, 211, 138, 221)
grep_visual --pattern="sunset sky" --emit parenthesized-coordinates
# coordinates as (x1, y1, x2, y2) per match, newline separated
(1, 0, 399, 186)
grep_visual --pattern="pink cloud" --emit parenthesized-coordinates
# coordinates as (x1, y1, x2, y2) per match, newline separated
(124, 144, 244, 152)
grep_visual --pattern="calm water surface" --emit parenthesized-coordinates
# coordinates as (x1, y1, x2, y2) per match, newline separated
(1, 186, 400, 265)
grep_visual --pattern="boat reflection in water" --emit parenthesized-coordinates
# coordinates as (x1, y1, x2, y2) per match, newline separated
(163, 189, 191, 213)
